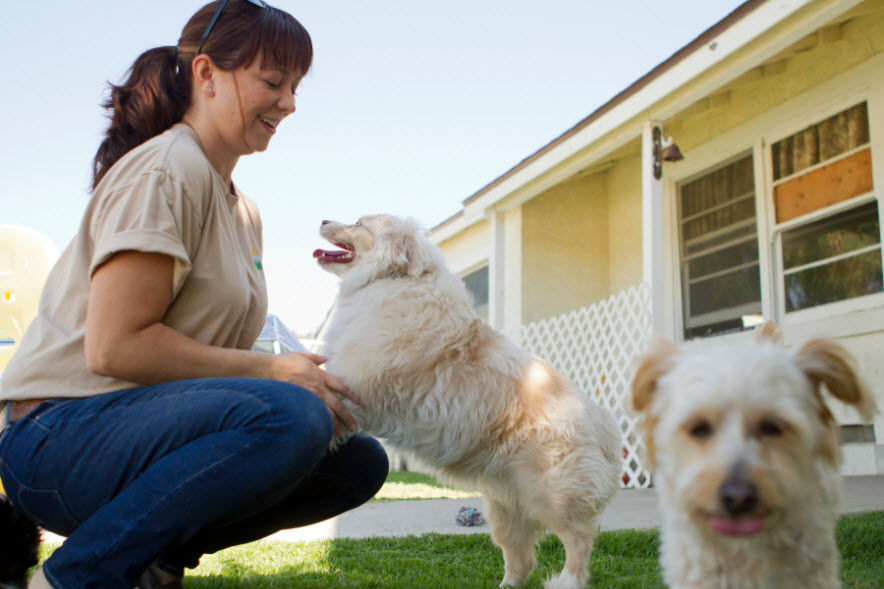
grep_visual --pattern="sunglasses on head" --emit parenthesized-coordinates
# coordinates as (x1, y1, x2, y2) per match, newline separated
(197, 0, 268, 55)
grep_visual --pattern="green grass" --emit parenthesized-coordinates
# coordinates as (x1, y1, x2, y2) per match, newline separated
(371, 470, 482, 502)
(38, 512, 884, 588)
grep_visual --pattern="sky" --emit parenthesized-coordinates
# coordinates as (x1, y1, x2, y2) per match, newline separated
(2, 0, 747, 337)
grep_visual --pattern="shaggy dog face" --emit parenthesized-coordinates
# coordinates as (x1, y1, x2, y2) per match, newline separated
(315, 214, 622, 589)
(313, 215, 443, 292)
(630, 325, 877, 589)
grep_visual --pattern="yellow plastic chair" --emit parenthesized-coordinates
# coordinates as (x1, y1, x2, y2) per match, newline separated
(0, 225, 57, 496)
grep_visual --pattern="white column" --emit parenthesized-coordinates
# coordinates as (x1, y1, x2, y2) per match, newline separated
(642, 120, 668, 337)
(502, 208, 523, 344)
(488, 208, 523, 342)
(489, 211, 506, 332)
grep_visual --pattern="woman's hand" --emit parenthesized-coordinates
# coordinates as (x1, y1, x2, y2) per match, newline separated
(268, 352, 361, 438)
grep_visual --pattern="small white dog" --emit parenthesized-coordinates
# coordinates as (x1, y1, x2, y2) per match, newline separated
(314, 214, 621, 589)
(630, 323, 878, 589)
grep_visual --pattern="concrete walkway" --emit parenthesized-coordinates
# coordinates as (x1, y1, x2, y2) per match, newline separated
(268, 474, 884, 543)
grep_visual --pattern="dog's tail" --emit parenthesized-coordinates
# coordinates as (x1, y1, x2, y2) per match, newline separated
(0, 494, 41, 588)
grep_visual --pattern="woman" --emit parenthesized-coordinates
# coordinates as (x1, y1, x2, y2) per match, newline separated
(0, 1, 388, 587)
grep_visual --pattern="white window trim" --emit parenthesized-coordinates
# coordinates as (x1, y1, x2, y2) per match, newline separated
(668, 52, 884, 343)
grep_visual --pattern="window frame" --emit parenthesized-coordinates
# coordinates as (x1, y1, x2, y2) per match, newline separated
(674, 151, 764, 339)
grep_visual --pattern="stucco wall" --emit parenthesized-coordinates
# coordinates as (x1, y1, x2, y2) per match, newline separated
(606, 154, 643, 294)
(521, 172, 609, 323)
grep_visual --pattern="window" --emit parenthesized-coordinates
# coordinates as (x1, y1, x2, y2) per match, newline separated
(772, 102, 882, 313)
(782, 202, 882, 311)
(462, 266, 489, 321)
(677, 155, 762, 339)
(675, 99, 883, 341)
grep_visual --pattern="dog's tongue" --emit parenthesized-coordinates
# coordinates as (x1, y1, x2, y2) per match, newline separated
(708, 516, 765, 536)
(313, 248, 352, 262)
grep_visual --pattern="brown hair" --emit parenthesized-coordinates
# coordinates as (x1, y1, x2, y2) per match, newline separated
(91, 0, 313, 189)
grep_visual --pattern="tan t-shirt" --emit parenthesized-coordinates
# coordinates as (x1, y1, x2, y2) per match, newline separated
(0, 123, 268, 402)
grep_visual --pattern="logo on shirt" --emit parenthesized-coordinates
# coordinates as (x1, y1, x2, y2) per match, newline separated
(252, 248, 263, 271)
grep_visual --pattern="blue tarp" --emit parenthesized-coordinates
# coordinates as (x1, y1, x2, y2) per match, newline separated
(256, 314, 307, 353)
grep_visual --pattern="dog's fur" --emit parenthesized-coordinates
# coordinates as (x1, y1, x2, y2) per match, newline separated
(314, 214, 621, 589)
(0, 494, 41, 589)
(630, 323, 878, 589)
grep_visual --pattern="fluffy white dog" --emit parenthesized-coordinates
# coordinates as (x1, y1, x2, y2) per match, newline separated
(630, 323, 878, 589)
(314, 214, 621, 589)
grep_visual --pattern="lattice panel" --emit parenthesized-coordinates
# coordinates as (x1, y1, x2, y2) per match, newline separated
(521, 283, 653, 488)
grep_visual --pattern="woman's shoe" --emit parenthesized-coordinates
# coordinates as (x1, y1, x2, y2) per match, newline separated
(134, 564, 183, 589)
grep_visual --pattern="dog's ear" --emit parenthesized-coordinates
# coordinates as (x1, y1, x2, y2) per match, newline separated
(793, 338, 878, 422)
(376, 221, 440, 278)
(630, 337, 679, 413)
(373, 230, 412, 276)
(753, 320, 783, 344)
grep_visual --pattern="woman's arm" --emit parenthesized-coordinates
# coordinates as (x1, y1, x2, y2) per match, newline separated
(85, 250, 357, 434)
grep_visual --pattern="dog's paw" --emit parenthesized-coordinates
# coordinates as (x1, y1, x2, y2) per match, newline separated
(327, 433, 354, 452)
(543, 571, 587, 589)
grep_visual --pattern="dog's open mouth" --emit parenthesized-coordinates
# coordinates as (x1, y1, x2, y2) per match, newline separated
(313, 242, 355, 264)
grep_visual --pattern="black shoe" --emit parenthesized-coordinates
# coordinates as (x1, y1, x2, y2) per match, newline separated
(134, 564, 184, 589)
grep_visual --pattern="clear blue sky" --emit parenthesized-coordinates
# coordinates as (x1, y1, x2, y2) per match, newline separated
(2, 0, 745, 336)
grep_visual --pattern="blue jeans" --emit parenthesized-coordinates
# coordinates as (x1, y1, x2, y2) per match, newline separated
(0, 378, 388, 588)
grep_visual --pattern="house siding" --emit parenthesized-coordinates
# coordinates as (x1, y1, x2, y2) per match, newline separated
(522, 172, 609, 323)
(607, 154, 644, 294)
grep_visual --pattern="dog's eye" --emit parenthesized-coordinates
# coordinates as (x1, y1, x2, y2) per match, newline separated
(687, 419, 713, 439)
(758, 419, 784, 438)
(353, 220, 362, 226)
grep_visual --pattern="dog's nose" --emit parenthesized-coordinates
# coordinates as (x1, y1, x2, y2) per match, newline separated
(719, 480, 759, 516)
(321, 220, 330, 225)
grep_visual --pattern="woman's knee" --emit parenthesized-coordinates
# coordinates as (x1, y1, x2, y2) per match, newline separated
(255, 381, 335, 451)
(340, 435, 390, 499)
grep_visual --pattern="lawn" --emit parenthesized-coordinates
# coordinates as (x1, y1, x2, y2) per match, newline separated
(41, 511, 882, 588)
(35, 472, 884, 587)
(370, 470, 482, 502)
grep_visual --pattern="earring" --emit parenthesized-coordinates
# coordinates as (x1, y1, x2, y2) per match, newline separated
(206, 88, 215, 96)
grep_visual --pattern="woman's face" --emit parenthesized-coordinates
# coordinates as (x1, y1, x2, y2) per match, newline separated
(212, 53, 303, 156)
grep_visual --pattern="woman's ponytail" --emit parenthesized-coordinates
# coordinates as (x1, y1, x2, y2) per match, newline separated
(91, 46, 190, 190)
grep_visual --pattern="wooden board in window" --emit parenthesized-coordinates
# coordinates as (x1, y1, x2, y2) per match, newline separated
(774, 148, 873, 223)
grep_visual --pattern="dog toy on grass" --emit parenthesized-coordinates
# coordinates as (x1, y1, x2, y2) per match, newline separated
(455, 506, 486, 527)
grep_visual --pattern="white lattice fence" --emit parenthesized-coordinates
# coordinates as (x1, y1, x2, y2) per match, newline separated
(521, 283, 653, 488)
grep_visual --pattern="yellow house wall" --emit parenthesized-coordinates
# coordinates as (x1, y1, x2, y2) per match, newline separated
(521, 172, 609, 323)
(606, 154, 643, 294)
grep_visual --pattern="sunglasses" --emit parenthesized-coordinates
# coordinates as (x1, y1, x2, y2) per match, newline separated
(197, 0, 268, 55)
